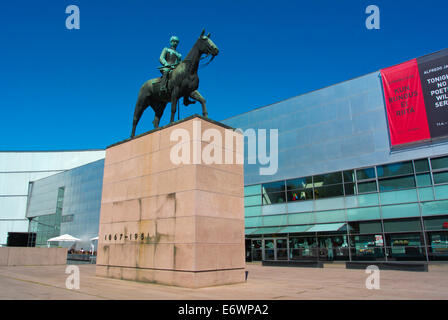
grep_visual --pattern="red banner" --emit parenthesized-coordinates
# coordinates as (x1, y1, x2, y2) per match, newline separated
(381, 59, 431, 146)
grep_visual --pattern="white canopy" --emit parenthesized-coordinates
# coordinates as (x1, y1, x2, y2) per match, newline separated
(90, 236, 99, 241)
(47, 234, 81, 242)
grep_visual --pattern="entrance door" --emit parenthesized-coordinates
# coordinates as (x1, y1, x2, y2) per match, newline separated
(251, 239, 263, 261)
(263, 238, 288, 260)
(276, 238, 288, 260)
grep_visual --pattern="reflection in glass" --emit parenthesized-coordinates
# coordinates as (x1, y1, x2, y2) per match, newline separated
(264, 239, 275, 260)
(289, 237, 318, 260)
(385, 233, 425, 261)
(433, 171, 448, 185)
(286, 177, 313, 190)
(317, 235, 349, 261)
(262, 181, 285, 193)
(357, 181, 377, 193)
(349, 221, 382, 234)
(251, 239, 262, 261)
(416, 173, 432, 187)
(344, 183, 356, 195)
(383, 218, 422, 233)
(424, 216, 448, 231)
(427, 232, 448, 260)
(431, 156, 448, 170)
(314, 185, 344, 199)
(350, 234, 385, 261)
(262, 191, 286, 205)
(414, 158, 430, 173)
(26, 159, 104, 252)
(378, 175, 415, 191)
(343, 170, 355, 183)
(356, 167, 376, 181)
(287, 189, 313, 202)
(377, 161, 413, 178)
(276, 239, 288, 260)
(313, 172, 342, 186)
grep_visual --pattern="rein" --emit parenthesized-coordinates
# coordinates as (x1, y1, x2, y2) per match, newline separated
(182, 53, 215, 69)
(199, 54, 215, 68)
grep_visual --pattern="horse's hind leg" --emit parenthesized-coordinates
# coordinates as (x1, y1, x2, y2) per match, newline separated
(152, 102, 166, 128)
(190, 90, 207, 117)
(131, 98, 146, 138)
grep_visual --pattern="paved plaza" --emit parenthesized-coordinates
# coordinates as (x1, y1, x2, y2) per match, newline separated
(0, 262, 447, 300)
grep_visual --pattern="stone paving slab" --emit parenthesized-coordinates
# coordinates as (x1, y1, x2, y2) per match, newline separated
(0, 263, 447, 300)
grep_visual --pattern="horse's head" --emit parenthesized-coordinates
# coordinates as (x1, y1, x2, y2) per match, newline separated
(197, 29, 219, 57)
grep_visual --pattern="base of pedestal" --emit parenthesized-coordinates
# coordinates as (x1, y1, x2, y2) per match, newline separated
(96, 265, 245, 288)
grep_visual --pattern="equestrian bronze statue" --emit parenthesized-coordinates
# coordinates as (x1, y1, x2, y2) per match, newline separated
(131, 30, 219, 138)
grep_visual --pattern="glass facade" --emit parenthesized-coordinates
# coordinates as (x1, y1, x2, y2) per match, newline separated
(26, 159, 104, 251)
(28, 187, 64, 247)
(245, 156, 448, 262)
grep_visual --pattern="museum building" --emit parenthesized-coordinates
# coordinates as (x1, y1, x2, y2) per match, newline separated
(222, 48, 448, 262)
(3, 49, 448, 263)
(0, 150, 105, 247)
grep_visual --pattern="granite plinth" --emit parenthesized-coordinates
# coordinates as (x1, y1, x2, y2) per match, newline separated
(96, 116, 245, 288)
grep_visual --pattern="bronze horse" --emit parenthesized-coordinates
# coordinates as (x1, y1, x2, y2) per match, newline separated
(131, 30, 219, 138)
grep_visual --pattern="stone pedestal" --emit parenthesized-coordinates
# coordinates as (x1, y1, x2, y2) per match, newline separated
(96, 116, 245, 288)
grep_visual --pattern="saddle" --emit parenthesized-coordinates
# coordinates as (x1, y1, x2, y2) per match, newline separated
(151, 77, 172, 99)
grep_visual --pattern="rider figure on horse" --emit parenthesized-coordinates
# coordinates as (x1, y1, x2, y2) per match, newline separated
(159, 36, 182, 94)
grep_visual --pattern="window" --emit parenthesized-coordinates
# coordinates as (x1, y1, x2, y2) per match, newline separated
(424, 216, 448, 231)
(313, 172, 342, 186)
(385, 233, 425, 260)
(314, 185, 344, 199)
(431, 156, 448, 170)
(378, 175, 415, 191)
(262, 181, 285, 193)
(383, 218, 422, 233)
(262, 191, 286, 205)
(416, 174, 432, 187)
(286, 177, 312, 190)
(289, 237, 318, 260)
(356, 167, 376, 181)
(343, 170, 355, 183)
(433, 171, 448, 185)
(349, 221, 383, 234)
(287, 189, 313, 202)
(414, 159, 430, 173)
(385, 233, 422, 248)
(377, 161, 413, 178)
(427, 232, 448, 261)
(357, 181, 377, 193)
(262, 181, 286, 205)
(344, 183, 356, 195)
(350, 234, 385, 260)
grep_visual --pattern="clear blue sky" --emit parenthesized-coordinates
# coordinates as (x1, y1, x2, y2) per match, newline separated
(0, 0, 446, 150)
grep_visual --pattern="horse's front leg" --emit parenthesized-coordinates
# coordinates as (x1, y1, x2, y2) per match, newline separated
(170, 87, 180, 123)
(183, 96, 196, 106)
(190, 90, 207, 117)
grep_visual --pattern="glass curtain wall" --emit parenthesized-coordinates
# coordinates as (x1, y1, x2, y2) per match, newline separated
(244, 155, 448, 262)
(28, 187, 64, 247)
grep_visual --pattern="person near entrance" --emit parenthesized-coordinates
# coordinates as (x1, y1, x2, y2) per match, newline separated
(326, 238, 334, 260)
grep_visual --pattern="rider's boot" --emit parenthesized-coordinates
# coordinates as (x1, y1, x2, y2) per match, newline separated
(160, 72, 168, 94)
